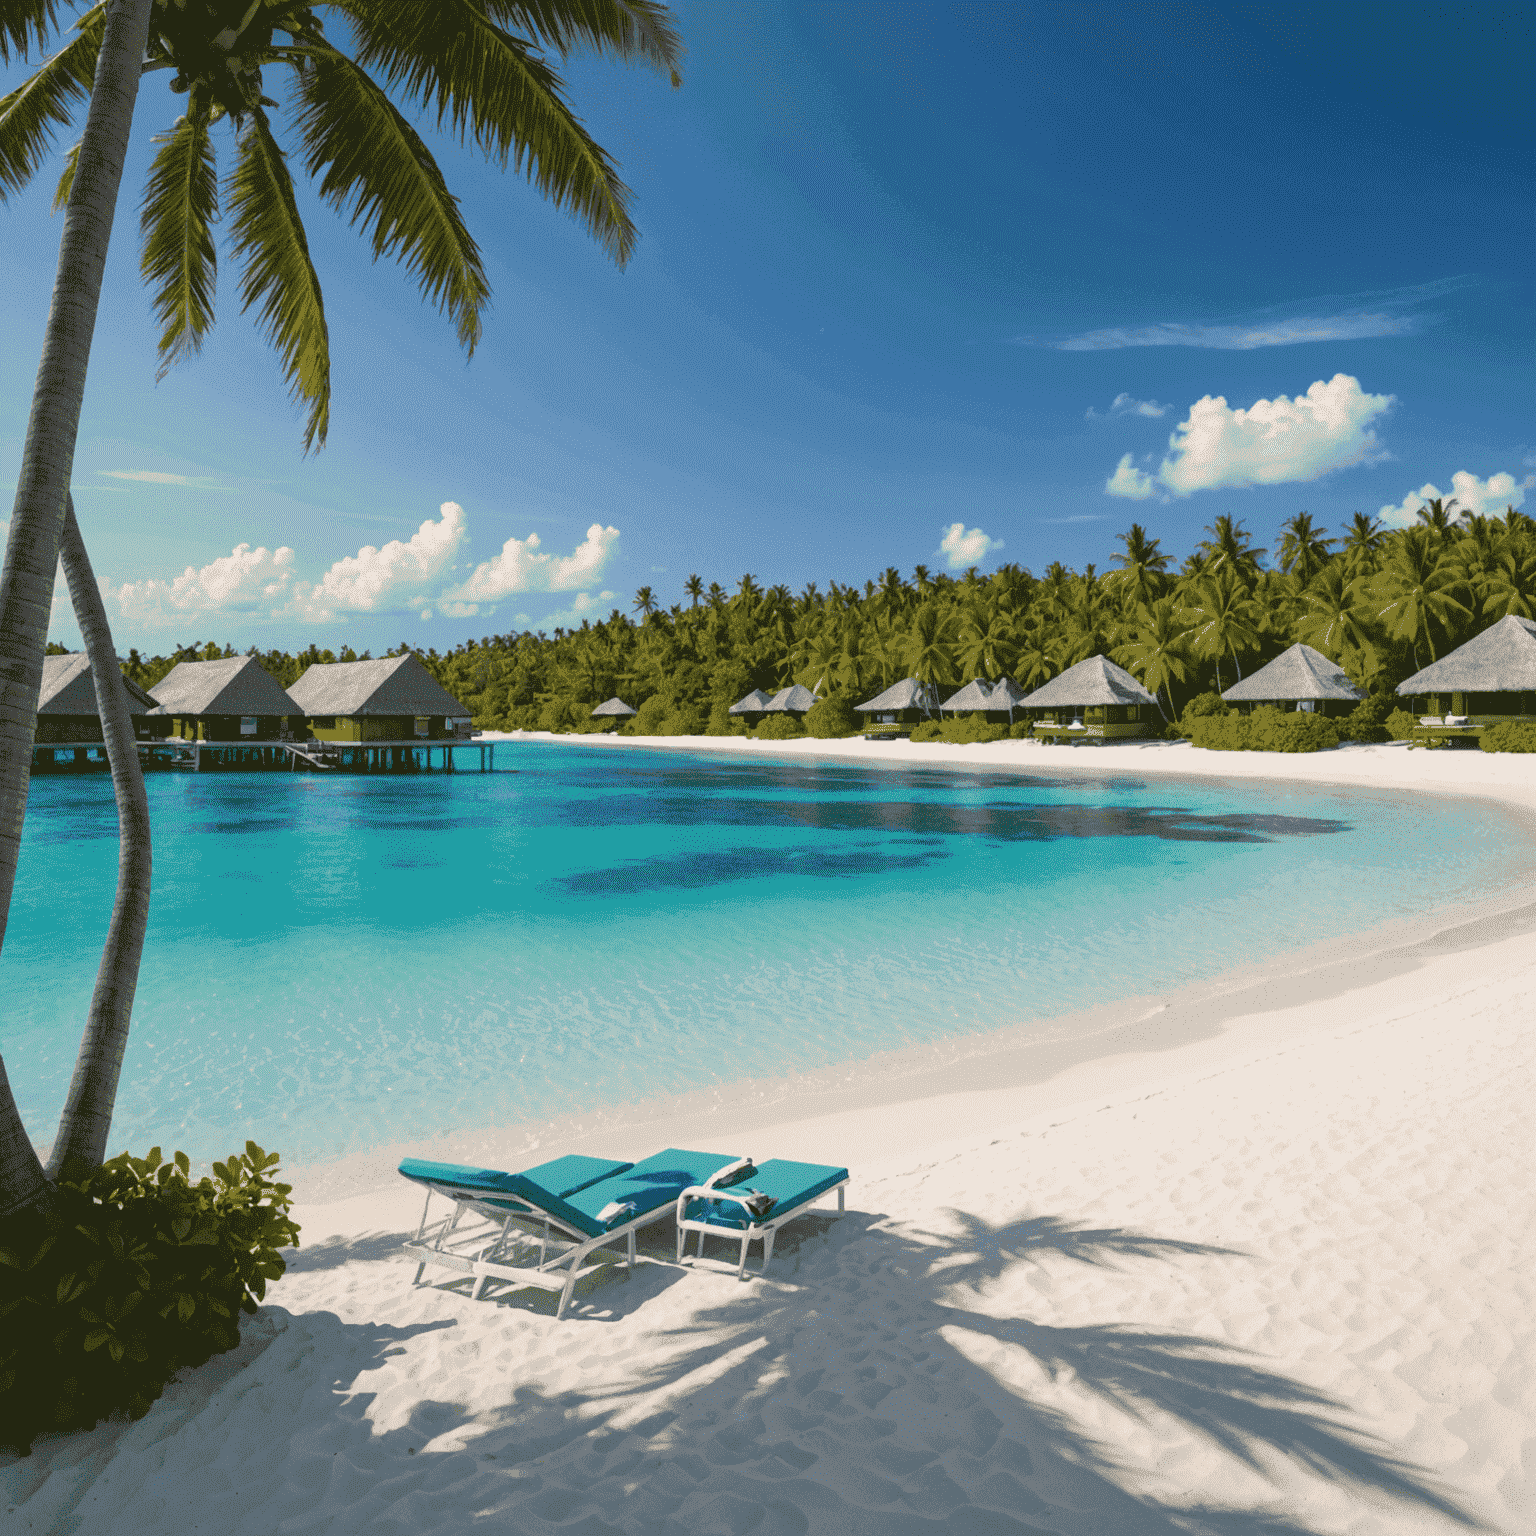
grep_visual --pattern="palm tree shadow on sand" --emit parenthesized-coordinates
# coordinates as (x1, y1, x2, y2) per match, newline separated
(389, 1205, 1488, 1534)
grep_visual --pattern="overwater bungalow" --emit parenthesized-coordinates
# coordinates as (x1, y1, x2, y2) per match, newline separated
(1221, 643, 1363, 717)
(34, 653, 167, 772)
(288, 654, 472, 742)
(763, 683, 816, 718)
(854, 677, 938, 737)
(150, 656, 297, 743)
(591, 697, 637, 729)
(727, 688, 772, 727)
(1396, 614, 1536, 747)
(940, 677, 1027, 724)
(1019, 656, 1157, 742)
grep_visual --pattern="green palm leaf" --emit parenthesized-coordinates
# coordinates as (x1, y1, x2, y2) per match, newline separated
(140, 113, 219, 378)
(293, 51, 490, 353)
(51, 131, 78, 210)
(0, 4, 101, 198)
(492, 0, 685, 84)
(0, 0, 61, 65)
(227, 107, 330, 450)
(338, 0, 638, 263)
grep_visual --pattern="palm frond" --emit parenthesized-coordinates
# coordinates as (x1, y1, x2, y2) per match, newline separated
(338, 0, 637, 263)
(0, 4, 102, 198)
(489, 0, 684, 85)
(141, 112, 219, 379)
(1, 0, 60, 64)
(227, 107, 330, 450)
(292, 50, 489, 353)
(51, 132, 78, 209)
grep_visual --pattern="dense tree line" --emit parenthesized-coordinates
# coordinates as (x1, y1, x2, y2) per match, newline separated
(60, 502, 1535, 734)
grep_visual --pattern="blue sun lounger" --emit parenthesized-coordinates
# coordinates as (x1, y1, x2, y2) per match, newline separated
(675, 1158, 850, 1279)
(399, 1149, 748, 1318)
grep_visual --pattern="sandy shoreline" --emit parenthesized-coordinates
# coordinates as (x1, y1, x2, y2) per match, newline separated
(4, 738, 1532, 1534)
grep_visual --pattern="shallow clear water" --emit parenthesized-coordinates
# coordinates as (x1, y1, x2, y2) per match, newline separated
(6, 743, 1529, 1168)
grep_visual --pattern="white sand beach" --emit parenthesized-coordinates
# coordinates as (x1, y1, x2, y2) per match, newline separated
(4, 739, 1533, 1535)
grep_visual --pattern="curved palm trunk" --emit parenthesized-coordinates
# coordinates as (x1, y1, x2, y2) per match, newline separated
(0, 0, 154, 1216)
(45, 497, 152, 1182)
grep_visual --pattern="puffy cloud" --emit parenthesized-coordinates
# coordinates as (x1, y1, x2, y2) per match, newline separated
(443, 522, 620, 609)
(1087, 393, 1169, 419)
(938, 523, 1002, 569)
(524, 591, 620, 632)
(1378, 470, 1534, 529)
(109, 543, 296, 623)
(295, 502, 466, 619)
(1105, 454, 1156, 500)
(1105, 374, 1393, 500)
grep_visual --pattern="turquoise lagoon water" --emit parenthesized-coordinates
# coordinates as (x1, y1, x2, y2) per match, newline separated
(6, 742, 1529, 1169)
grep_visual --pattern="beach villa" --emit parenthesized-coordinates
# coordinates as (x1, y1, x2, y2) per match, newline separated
(762, 683, 817, 719)
(149, 656, 297, 743)
(1397, 614, 1536, 747)
(727, 688, 772, 727)
(940, 676, 1028, 725)
(287, 654, 472, 743)
(34, 652, 165, 771)
(1221, 642, 1364, 717)
(591, 697, 638, 729)
(1019, 654, 1158, 742)
(854, 677, 938, 737)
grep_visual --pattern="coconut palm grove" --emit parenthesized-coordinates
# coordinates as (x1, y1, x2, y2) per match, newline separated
(100, 503, 1536, 738)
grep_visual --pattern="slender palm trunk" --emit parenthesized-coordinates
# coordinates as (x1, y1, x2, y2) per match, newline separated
(0, 0, 154, 1216)
(45, 498, 152, 1181)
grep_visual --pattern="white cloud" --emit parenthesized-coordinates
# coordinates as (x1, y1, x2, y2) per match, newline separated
(1105, 454, 1156, 500)
(938, 523, 1002, 569)
(1106, 374, 1393, 500)
(295, 502, 467, 619)
(1060, 314, 1415, 351)
(525, 591, 619, 632)
(1087, 393, 1170, 420)
(1378, 470, 1534, 529)
(442, 522, 621, 611)
(109, 543, 297, 623)
(99, 469, 201, 485)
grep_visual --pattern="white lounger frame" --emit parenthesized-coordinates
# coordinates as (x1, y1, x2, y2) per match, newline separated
(674, 1173, 849, 1279)
(402, 1180, 659, 1320)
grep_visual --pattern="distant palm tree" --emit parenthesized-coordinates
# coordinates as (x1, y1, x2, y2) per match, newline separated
(1277, 513, 1334, 586)
(632, 586, 657, 618)
(1295, 564, 1376, 675)
(1341, 512, 1387, 576)
(683, 574, 703, 608)
(1415, 497, 1461, 535)
(733, 573, 762, 607)
(1371, 527, 1472, 665)
(902, 605, 958, 693)
(1481, 544, 1536, 622)
(1197, 515, 1266, 586)
(1112, 597, 1189, 721)
(956, 601, 1013, 680)
(1106, 523, 1170, 612)
(1180, 567, 1260, 689)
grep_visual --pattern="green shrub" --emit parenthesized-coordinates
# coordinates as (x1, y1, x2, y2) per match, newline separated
(705, 701, 748, 736)
(936, 714, 1008, 744)
(1480, 721, 1536, 753)
(659, 703, 707, 736)
(1385, 707, 1418, 741)
(1183, 691, 1229, 720)
(0, 1143, 300, 1451)
(1339, 695, 1392, 742)
(804, 694, 859, 738)
(1009, 721, 1032, 740)
(754, 713, 805, 740)
(909, 719, 942, 742)
(537, 696, 589, 733)
(621, 695, 669, 735)
(1186, 706, 1340, 753)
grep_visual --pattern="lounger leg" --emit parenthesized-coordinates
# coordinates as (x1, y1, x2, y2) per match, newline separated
(837, 1187, 845, 1212)
(557, 1264, 579, 1321)
(412, 1260, 426, 1286)
(737, 1233, 751, 1280)
(677, 1225, 686, 1263)
(762, 1230, 777, 1271)
(627, 1229, 636, 1272)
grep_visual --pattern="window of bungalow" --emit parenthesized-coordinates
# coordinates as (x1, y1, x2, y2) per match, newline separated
(414, 716, 430, 737)
(310, 716, 335, 729)
(240, 716, 258, 736)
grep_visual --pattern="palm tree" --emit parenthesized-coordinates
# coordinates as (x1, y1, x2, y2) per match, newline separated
(1341, 512, 1386, 577)
(956, 600, 1013, 680)
(1112, 597, 1189, 721)
(683, 574, 703, 608)
(902, 605, 957, 697)
(1481, 542, 1536, 621)
(1371, 527, 1473, 666)
(1277, 513, 1334, 587)
(631, 586, 657, 619)
(0, 0, 684, 1211)
(1414, 497, 1461, 535)
(1294, 563, 1377, 679)
(1105, 523, 1169, 612)
(1180, 567, 1260, 690)
(1197, 515, 1266, 586)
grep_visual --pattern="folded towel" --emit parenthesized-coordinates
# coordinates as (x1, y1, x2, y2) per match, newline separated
(739, 1190, 776, 1219)
(597, 1200, 637, 1226)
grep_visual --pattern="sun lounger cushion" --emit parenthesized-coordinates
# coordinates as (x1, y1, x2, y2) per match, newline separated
(397, 1156, 637, 1235)
(565, 1149, 742, 1231)
(681, 1159, 847, 1229)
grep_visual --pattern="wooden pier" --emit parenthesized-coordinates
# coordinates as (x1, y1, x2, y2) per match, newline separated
(32, 738, 498, 775)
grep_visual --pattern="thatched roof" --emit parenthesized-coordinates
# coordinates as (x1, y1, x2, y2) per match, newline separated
(939, 679, 996, 712)
(764, 684, 817, 713)
(1222, 643, 1364, 704)
(855, 677, 935, 713)
(288, 654, 470, 718)
(1397, 615, 1536, 695)
(728, 689, 771, 714)
(1018, 655, 1156, 708)
(40, 653, 157, 716)
(989, 677, 1028, 708)
(591, 697, 636, 717)
(150, 656, 296, 717)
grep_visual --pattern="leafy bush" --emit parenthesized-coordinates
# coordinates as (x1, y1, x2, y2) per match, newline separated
(909, 719, 942, 742)
(754, 713, 805, 740)
(1385, 707, 1418, 741)
(0, 1143, 300, 1451)
(659, 703, 706, 736)
(537, 696, 589, 733)
(1182, 691, 1229, 720)
(1185, 706, 1340, 753)
(1009, 721, 1032, 740)
(1339, 695, 1393, 742)
(804, 694, 859, 738)
(705, 701, 748, 736)
(1480, 721, 1536, 753)
(938, 714, 1008, 744)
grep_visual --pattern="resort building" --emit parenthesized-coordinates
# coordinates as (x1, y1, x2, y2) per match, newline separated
(288, 654, 472, 742)
(35, 653, 166, 771)
(940, 677, 1028, 724)
(149, 656, 298, 742)
(1221, 643, 1364, 717)
(1019, 655, 1158, 742)
(762, 683, 816, 718)
(727, 688, 772, 726)
(591, 698, 637, 729)
(854, 677, 938, 737)
(1397, 614, 1536, 747)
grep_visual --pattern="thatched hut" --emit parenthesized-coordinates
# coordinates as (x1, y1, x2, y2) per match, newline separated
(288, 655, 472, 741)
(149, 656, 297, 742)
(1221, 643, 1363, 718)
(34, 654, 166, 771)
(591, 697, 637, 729)
(940, 677, 1026, 724)
(854, 677, 938, 737)
(728, 688, 771, 716)
(763, 683, 816, 718)
(1396, 615, 1536, 746)
(1018, 656, 1157, 742)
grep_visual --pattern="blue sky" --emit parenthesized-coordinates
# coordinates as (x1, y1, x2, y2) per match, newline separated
(4, 1, 1532, 652)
